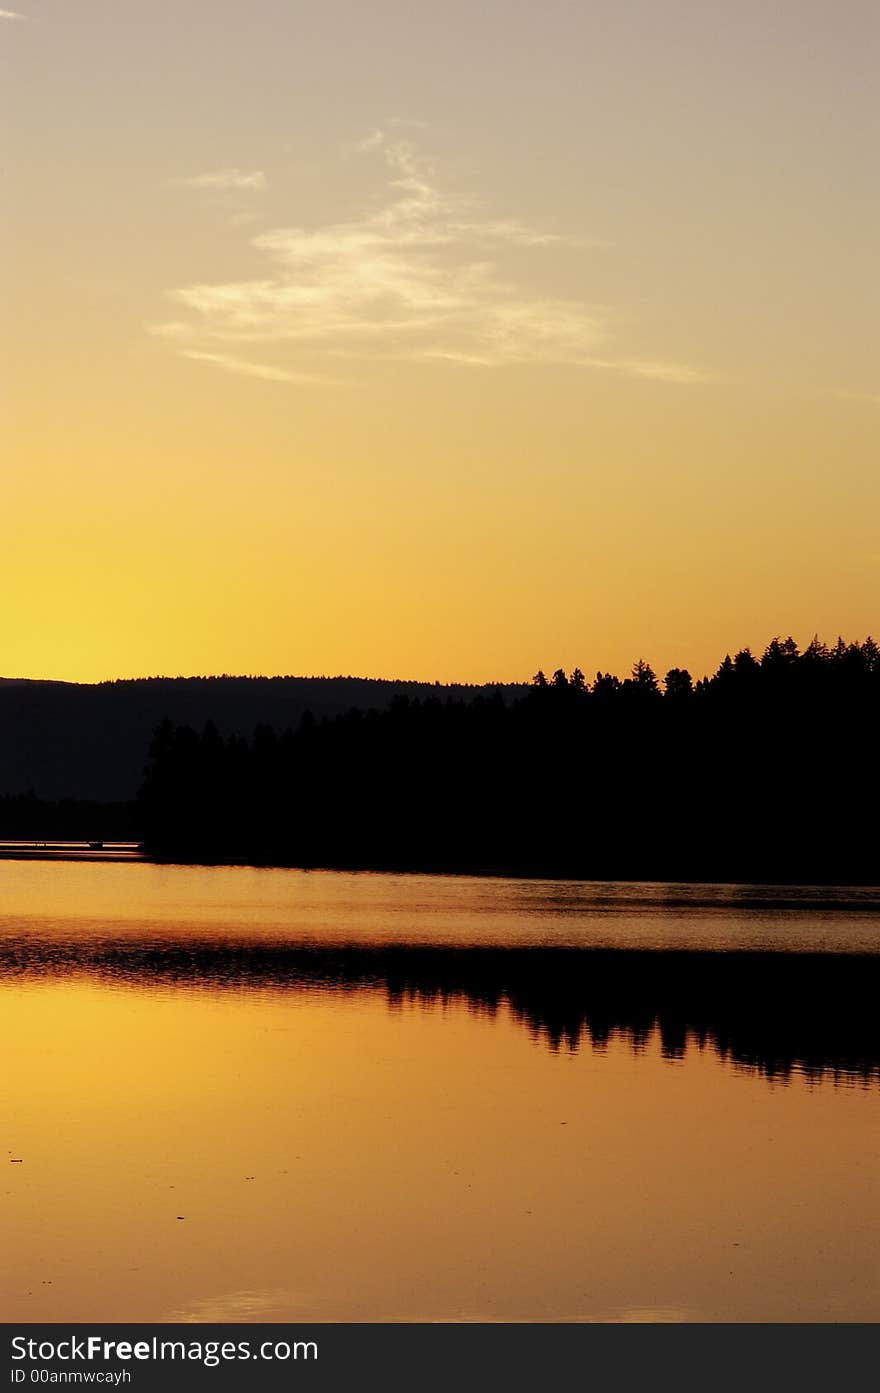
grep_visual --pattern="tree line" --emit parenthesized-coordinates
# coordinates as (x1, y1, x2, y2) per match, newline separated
(137, 635, 880, 882)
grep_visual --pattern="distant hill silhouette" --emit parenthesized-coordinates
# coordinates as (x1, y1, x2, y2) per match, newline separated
(4, 636, 879, 882)
(0, 675, 526, 802)
(0, 677, 78, 687)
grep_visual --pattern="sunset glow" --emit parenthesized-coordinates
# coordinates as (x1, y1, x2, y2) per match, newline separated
(5, 1, 878, 683)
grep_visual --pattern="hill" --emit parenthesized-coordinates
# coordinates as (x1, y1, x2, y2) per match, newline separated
(0, 675, 526, 802)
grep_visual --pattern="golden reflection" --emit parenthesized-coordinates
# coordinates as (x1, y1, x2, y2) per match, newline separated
(2, 977, 878, 1323)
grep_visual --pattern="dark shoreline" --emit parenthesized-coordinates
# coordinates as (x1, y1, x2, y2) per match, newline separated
(3, 841, 880, 895)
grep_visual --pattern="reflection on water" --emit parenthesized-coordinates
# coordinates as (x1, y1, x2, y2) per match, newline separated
(2, 861, 879, 1323)
(3, 937, 879, 1085)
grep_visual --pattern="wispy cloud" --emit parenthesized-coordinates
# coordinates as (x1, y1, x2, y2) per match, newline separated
(154, 132, 709, 387)
(0, 8, 27, 17)
(178, 350, 338, 386)
(823, 388, 880, 407)
(173, 169, 267, 192)
(229, 210, 262, 228)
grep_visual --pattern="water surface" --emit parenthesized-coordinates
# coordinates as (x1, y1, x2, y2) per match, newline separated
(2, 862, 878, 1322)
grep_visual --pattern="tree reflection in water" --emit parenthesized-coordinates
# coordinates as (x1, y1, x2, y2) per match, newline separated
(2, 940, 878, 1085)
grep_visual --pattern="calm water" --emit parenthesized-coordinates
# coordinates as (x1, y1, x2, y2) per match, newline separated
(2, 862, 878, 1322)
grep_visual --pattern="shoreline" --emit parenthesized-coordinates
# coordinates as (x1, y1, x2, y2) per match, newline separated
(1, 845, 879, 896)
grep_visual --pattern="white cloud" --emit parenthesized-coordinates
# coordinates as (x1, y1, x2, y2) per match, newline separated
(173, 169, 267, 191)
(179, 350, 337, 386)
(155, 134, 708, 387)
(596, 357, 715, 385)
(0, 8, 26, 17)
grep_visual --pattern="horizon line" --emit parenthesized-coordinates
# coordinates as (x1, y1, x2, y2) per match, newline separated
(1, 631, 876, 692)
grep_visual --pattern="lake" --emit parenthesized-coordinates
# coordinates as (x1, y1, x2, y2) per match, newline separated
(2, 862, 878, 1322)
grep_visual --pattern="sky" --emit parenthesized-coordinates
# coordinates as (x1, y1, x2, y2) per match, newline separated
(4, 0, 879, 684)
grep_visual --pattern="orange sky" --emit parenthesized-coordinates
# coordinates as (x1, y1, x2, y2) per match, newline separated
(5, 1, 878, 683)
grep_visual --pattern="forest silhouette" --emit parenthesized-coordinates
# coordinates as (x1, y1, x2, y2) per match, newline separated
(137, 635, 880, 882)
(0, 674, 517, 803)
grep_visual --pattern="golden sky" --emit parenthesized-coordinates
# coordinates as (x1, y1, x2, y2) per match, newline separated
(5, 1, 879, 683)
